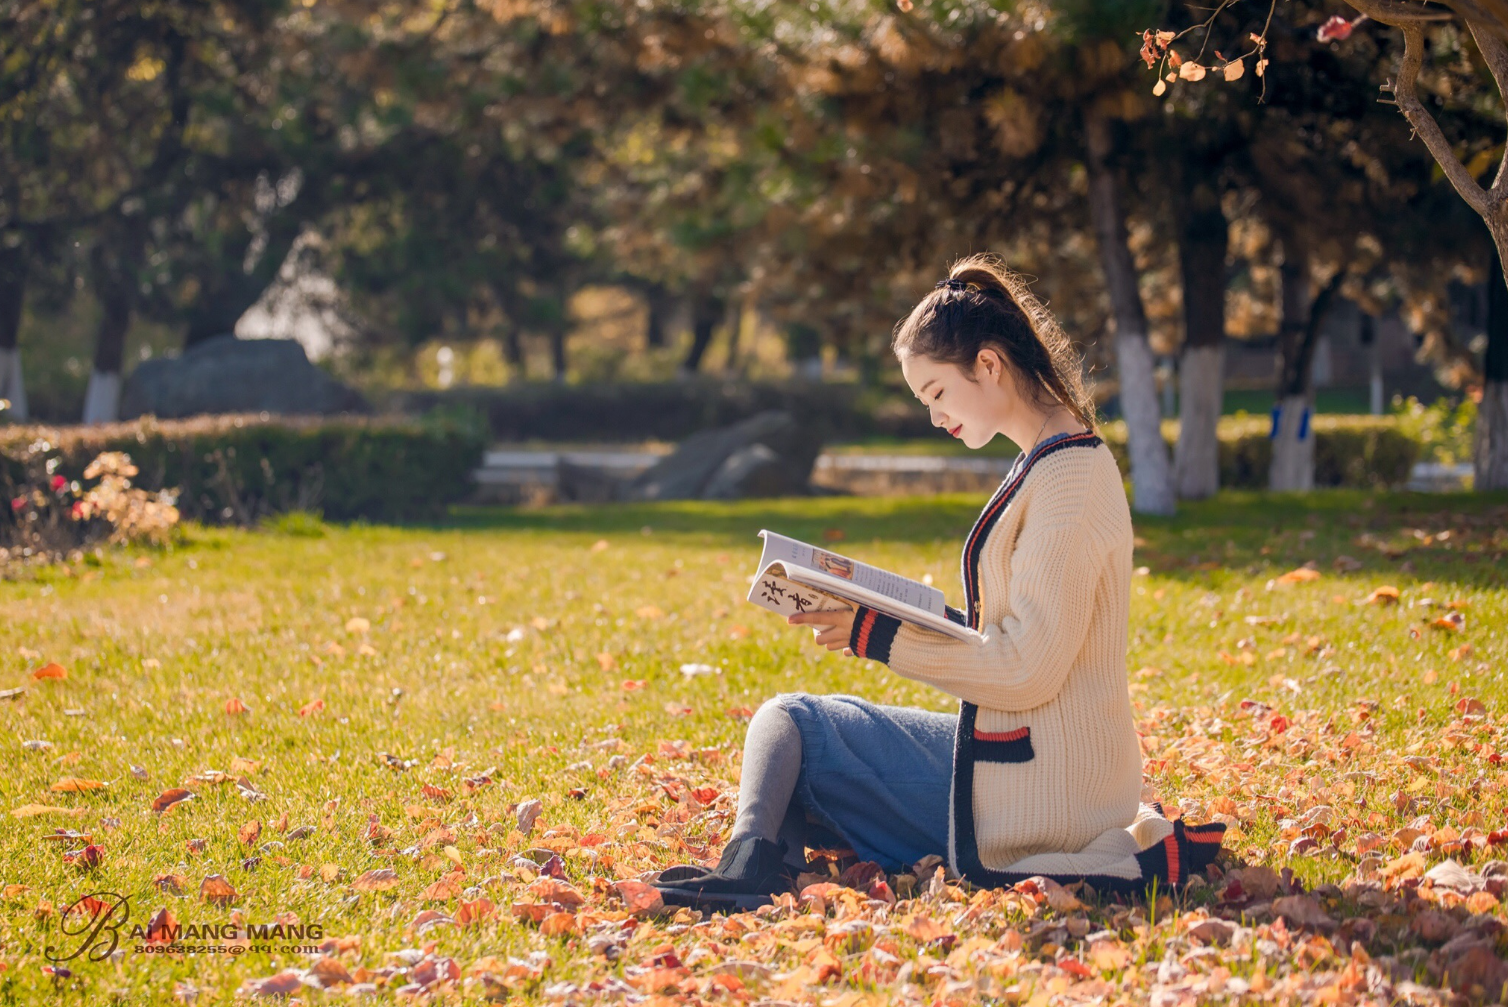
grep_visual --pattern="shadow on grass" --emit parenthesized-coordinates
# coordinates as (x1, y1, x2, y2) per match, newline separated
(437, 488, 1508, 588)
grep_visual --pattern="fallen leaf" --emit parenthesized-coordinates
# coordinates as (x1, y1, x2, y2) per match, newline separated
(30, 663, 67, 681)
(298, 698, 325, 717)
(151, 788, 194, 814)
(225, 697, 249, 715)
(199, 875, 238, 905)
(238, 820, 261, 846)
(516, 799, 543, 834)
(1364, 586, 1400, 606)
(351, 868, 399, 892)
(50, 777, 105, 793)
(10, 804, 86, 818)
(614, 879, 664, 916)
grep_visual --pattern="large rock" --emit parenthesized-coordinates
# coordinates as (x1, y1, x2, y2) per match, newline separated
(120, 336, 367, 420)
(624, 410, 820, 501)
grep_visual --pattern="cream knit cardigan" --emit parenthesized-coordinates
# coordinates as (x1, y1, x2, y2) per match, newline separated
(847, 430, 1148, 883)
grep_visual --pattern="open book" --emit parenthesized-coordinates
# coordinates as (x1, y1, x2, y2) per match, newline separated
(745, 530, 975, 642)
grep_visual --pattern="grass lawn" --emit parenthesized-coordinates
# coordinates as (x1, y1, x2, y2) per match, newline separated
(1, 488, 1506, 1004)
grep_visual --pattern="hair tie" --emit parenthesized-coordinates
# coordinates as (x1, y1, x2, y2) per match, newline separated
(934, 278, 969, 292)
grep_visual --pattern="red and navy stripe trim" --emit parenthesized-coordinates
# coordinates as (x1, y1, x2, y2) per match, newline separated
(971, 725, 1034, 763)
(848, 606, 901, 663)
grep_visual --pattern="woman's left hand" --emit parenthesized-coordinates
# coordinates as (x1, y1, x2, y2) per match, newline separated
(788, 608, 856, 656)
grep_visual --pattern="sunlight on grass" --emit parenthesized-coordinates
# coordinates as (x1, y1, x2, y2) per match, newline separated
(1, 490, 1505, 1003)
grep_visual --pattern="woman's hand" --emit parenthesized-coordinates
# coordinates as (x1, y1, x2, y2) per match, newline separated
(788, 608, 856, 656)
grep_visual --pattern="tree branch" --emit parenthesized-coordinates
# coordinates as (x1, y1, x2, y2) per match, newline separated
(1346, 5, 1492, 215)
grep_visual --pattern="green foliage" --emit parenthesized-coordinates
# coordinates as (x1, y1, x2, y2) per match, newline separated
(0, 412, 486, 526)
(1100, 415, 1421, 489)
(1389, 394, 1477, 466)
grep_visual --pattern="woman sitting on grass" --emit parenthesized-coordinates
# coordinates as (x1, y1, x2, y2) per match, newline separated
(653, 254, 1224, 912)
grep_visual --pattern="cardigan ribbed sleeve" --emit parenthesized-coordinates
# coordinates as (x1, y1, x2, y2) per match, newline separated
(853, 454, 1116, 712)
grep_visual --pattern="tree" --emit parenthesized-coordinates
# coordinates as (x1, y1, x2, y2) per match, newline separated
(0, 240, 26, 419)
(1148, 1, 1508, 489)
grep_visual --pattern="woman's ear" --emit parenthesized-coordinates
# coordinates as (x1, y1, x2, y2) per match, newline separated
(975, 347, 1005, 383)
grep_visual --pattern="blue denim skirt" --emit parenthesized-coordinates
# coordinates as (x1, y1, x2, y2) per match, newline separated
(769, 692, 956, 872)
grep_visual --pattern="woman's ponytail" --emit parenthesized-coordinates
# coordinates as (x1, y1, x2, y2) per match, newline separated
(894, 253, 1098, 434)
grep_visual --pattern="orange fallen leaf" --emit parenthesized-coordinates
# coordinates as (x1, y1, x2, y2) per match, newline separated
(238, 820, 261, 846)
(1364, 586, 1400, 605)
(540, 911, 577, 936)
(1432, 612, 1466, 632)
(298, 698, 325, 717)
(596, 652, 617, 672)
(50, 778, 105, 793)
(225, 697, 249, 715)
(1275, 567, 1321, 584)
(621, 679, 646, 692)
(614, 880, 664, 916)
(30, 663, 67, 681)
(199, 875, 238, 906)
(151, 788, 194, 814)
(526, 877, 584, 907)
(10, 804, 86, 818)
(421, 877, 462, 901)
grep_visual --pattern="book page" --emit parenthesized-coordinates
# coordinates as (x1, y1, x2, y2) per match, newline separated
(757, 530, 946, 617)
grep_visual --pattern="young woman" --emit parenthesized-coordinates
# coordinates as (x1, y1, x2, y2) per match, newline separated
(653, 255, 1224, 911)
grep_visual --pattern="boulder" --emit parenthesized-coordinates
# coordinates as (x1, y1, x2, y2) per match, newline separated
(624, 410, 820, 501)
(120, 336, 367, 420)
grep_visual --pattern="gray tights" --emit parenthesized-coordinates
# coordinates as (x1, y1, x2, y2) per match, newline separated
(729, 700, 813, 871)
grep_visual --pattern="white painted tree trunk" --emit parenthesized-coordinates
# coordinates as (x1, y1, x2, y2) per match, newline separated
(1084, 110, 1175, 517)
(0, 347, 27, 420)
(1116, 333, 1176, 514)
(1269, 393, 1315, 492)
(1475, 379, 1508, 491)
(81, 370, 121, 425)
(1174, 344, 1223, 499)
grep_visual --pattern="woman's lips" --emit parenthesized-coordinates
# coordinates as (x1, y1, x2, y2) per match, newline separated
(948, 424, 962, 437)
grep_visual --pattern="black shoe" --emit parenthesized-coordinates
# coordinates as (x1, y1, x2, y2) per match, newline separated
(652, 836, 804, 912)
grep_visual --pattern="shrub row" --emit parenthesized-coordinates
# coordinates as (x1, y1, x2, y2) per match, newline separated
(0, 410, 488, 529)
(389, 380, 940, 443)
(1098, 415, 1420, 489)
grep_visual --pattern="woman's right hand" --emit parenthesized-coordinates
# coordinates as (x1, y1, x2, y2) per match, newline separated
(788, 608, 856, 656)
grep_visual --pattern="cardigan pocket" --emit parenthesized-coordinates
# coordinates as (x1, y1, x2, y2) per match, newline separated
(971, 725, 1034, 764)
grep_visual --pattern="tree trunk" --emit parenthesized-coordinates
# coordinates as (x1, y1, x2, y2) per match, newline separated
(680, 294, 723, 375)
(1173, 175, 1228, 500)
(549, 325, 567, 384)
(1084, 109, 1175, 516)
(84, 276, 132, 425)
(1269, 238, 1342, 492)
(644, 285, 670, 349)
(84, 234, 135, 425)
(722, 299, 743, 375)
(1362, 314, 1384, 415)
(0, 243, 28, 420)
(1478, 240, 1508, 490)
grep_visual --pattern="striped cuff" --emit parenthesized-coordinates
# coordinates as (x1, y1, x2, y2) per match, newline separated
(848, 606, 901, 664)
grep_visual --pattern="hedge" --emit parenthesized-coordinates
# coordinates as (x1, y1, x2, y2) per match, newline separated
(1098, 415, 1420, 489)
(0, 410, 488, 528)
(389, 380, 940, 443)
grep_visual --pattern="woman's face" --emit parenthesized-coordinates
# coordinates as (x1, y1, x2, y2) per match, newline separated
(899, 348, 1011, 449)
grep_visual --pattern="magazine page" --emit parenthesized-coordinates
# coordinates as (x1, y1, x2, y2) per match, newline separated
(756, 530, 946, 617)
